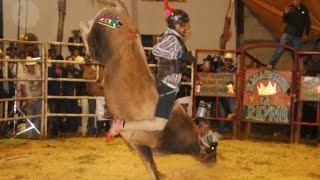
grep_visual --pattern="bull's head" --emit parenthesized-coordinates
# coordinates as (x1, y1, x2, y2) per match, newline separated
(199, 141, 218, 163)
(160, 104, 218, 163)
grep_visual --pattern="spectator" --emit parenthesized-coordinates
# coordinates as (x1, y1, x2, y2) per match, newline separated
(71, 48, 81, 60)
(215, 53, 237, 136)
(0, 52, 15, 122)
(6, 42, 17, 58)
(47, 54, 67, 137)
(63, 55, 82, 136)
(31, 48, 41, 59)
(19, 56, 42, 138)
(74, 56, 91, 137)
(0, 52, 14, 99)
(48, 45, 57, 60)
(267, 0, 311, 70)
(11, 50, 26, 80)
(68, 30, 84, 56)
(202, 55, 214, 72)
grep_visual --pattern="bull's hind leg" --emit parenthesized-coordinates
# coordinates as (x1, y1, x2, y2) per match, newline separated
(132, 145, 164, 180)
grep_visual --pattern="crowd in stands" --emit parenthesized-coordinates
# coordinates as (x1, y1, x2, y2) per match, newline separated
(0, 30, 110, 138)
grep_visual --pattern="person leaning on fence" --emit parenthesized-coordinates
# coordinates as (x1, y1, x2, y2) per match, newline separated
(63, 56, 83, 136)
(266, 0, 311, 70)
(0, 52, 15, 122)
(0, 51, 15, 99)
(19, 56, 42, 138)
(47, 55, 67, 137)
(73, 55, 92, 137)
(215, 53, 237, 136)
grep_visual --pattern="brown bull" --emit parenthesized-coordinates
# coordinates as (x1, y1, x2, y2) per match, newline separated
(80, 1, 216, 179)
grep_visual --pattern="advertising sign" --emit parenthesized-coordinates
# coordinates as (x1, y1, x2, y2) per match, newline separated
(195, 73, 237, 97)
(300, 76, 320, 101)
(243, 69, 292, 124)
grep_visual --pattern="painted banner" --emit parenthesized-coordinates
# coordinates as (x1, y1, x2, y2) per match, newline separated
(243, 69, 292, 124)
(195, 73, 237, 97)
(300, 76, 320, 101)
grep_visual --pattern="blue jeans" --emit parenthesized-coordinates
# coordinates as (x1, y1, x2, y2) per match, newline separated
(218, 98, 235, 135)
(155, 81, 176, 119)
(269, 33, 301, 67)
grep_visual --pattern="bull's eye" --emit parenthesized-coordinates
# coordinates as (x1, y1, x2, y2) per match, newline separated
(206, 146, 215, 154)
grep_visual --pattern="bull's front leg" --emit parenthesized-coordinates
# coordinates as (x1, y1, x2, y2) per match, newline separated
(131, 144, 164, 180)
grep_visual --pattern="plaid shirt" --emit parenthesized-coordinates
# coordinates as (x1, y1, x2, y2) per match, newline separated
(152, 28, 183, 87)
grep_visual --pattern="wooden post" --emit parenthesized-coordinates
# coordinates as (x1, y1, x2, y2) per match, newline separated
(294, 54, 304, 143)
(245, 122, 251, 138)
(57, 0, 66, 55)
(219, 0, 235, 51)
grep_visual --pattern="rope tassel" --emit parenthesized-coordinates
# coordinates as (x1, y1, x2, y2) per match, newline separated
(164, 0, 175, 17)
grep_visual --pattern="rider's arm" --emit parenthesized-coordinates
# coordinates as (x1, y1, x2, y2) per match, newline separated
(152, 35, 182, 60)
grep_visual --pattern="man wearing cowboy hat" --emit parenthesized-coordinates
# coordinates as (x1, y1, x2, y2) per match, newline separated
(215, 53, 237, 136)
(73, 55, 91, 137)
(20, 56, 42, 138)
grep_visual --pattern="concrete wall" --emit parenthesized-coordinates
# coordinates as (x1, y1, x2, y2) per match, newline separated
(3, 0, 235, 53)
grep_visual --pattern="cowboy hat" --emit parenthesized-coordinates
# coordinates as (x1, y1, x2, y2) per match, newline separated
(74, 55, 85, 63)
(25, 56, 37, 65)
(224, 53, 233, 59)
(74, 55, 85, 70)
(204, 55, 214, 60)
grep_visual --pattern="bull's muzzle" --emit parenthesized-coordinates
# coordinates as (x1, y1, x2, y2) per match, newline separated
(199, 142, 218, 163)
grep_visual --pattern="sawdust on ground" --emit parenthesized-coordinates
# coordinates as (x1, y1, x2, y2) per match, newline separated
(0, 137, 319, 180)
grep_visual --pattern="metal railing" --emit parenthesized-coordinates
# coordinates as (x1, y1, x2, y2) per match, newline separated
(0, 40, 195, 138)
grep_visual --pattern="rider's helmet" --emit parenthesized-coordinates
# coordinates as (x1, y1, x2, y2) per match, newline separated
(167, 9, 190, 29)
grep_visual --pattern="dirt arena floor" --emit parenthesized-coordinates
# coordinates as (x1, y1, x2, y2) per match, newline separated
(0, 137, 319, 180)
